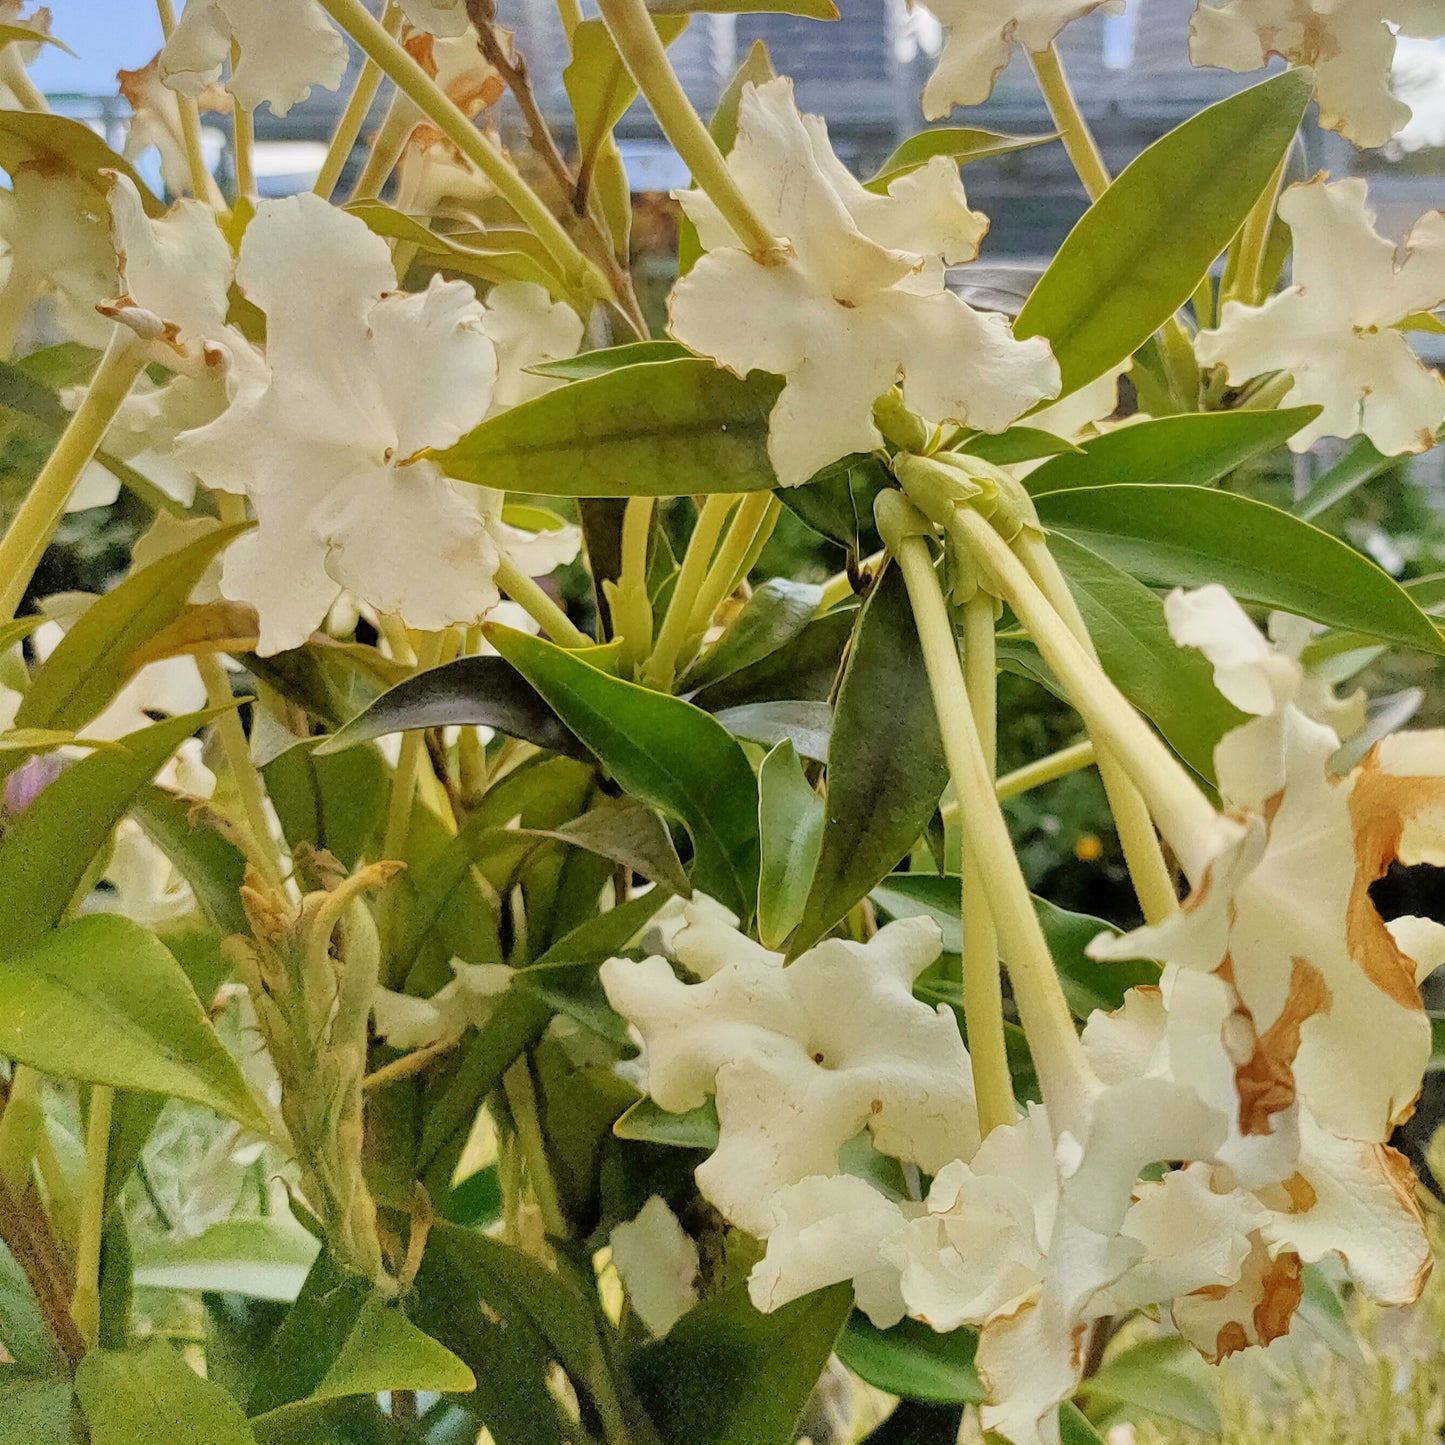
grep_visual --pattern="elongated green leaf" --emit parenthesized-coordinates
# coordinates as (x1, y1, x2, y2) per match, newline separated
(961, 427, 1082, 467)
(684, 578, 823, 690)
(1078, 1336, 1221, 1434)
(1035, 484, 1445, 655)
(439, 359, 782, 497)
(612, 1095, 720, 1149)
(129, 784, 250, 936)
(0, 1376, 75, 1445)
(263, 743, 388, 871)
(565, 16, 686, 170)
(1060, 1404, 1108, 1444)
(791, 566, 947, 955)
(1015, 71, 1311, 395)
(486, 626, 761, 919)
(776, 453, 889, 552)
(1025, 408, 1320, 495)
(0, 916, 265, 1130)
(715, 699, 831, 761)
(317, 655, 588, 760)
(691, 606, 855, 712)
(867, 128, 1055, 192)
(1047, 533, 1243, 779)
(837, 1314, 983, 1405)
(0, 110, 163, 211)
(16, 524, 246, 733)
(246, 1252, 473, 1425)
(531, 340, 688, 380)
(757, 741, 825, 948)
(1292, 434, 1398, 521)
(632, 1281, 852, 1445)
(131, 1219, 319, 1304)
(77, 1340, 257, 1445)
(0, 707, 231, 948)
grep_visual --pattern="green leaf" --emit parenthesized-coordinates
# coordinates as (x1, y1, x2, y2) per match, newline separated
(1014, 70, 1312, 396)
(1035, 484, 1445, 655)
(246, 1252, 473, 1424)
(757, 740, 825, 948)
(131, 1220, 320, 1304)
(791, 566, 946, 955)
(869, 874, 1158, 1017)
(0, 708, 232, 949)
(439, 358, 782, 498)
(0, 1376, 76, 1445)
(866, 128, 1055, 192)
(316, 655, 589, 761)
(512, 960, 633, 1048)
(714, 699, 831, 762)
(530, 341, 689, 380)
(775, 453, 889, 552)
(647, 0, 835, 14)
(262, 743, 388, 872)
(0, 916, 266, 1130)
(0, 21, 72, 51)
(691, 606, 855, 713)
(0, 110, 163, 212)
(960, 427, 1083, 467)
(530, 794, 692, 898)
(684, 578, 824, 690)
(77, 1340, 257, 1445)
(612, 1095, 719, 1149)
(565, 16, 686, 164)
(632, 1281, 852, 1445)
(836, 1313, 983, 1405)
(486, 626, 761, 920)
(1047, 532, 1244, 779)
(1078, 1335, 1221, 1434)
(1060, 1403, 1108, 1444)
(129, 784, 250, 936)
(1024, 407, 1320, 496)
(15, 523, 246, 734)
(1292, 434, 1398, 521)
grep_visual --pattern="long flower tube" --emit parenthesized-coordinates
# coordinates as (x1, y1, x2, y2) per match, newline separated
(877, 491, 1095, 1132)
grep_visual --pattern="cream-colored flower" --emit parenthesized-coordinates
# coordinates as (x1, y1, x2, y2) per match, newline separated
(609, 1196, 700, 1338)
(0, 1, 53, 109)
(119, 53, 229, 203)
(174, 194, 505, 655)
(669, 78, 1059, 487)
(160, 0, 347, 117)
(372, 959, 514, 1048)
(1190, 0, 1445, 148)
(399, 0, 471, 36)
(599, 913, 978, 1235)
(915, 0, 1124, 117)
(1196, 178, 1445, 455)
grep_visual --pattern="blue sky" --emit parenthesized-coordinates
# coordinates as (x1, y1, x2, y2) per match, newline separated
(32, 2, 164, 95)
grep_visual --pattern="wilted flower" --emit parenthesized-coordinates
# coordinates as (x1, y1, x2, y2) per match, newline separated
(600, 908, 979, 1234)
(118, 53, 229, 203)
(915, 0, 1124, 117)
(1197, 178, 1445, 456)
(669, 77, 1060, 487)
(1190, 0, 1445, 148)
(159, 0, 347, 117)
(0, 1, 54, 109)
(174, 194, 507, 654)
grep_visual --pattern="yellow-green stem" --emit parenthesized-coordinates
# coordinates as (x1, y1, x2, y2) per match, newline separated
(229, 44, 256, 201)
(350, 90, 415, 203)
(993, 738, 1096, 804)
(685, 490, 773, 643)
(1012, 531, 1178, 925)
(70, 1086, 113, 1351)
(641, 494, 734, 690)
(1227, 152, 1287, 309)
(0, 46, 47, 112)
(959, 589, 1014, 1138)
(155, 0, 213, 203)
(314, 3, 400, 200)
(596, 0, 778, 258)
(613, 494, 656, 671)
(1030, 43, 1110, 202)
(495, 555, 592, 649)
(503, 1057, 566, 1238)
(887, 521, 1093, 1125)
(0, 329, 147, 624)
(954, 511, 1220, 884)
(316, 0, 613, 304)
(382, 630, 447, 868)
(197, 652, 285, 891)
(728, 494, 780, 592)
(0, 263, 40, 360)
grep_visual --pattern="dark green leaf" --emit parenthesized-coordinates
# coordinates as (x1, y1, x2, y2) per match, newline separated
(513, 961, 633, 1048)
(775, 454, 889, 552)
(532, 794, 691, 898)
(836, 1313, 983, 1405)
(632, 1281, 851, 1445)
(714, 699, 831, 762)
(1025, 407, 1320, 496)
(791, 566, 946, 955)
(1047, 532, 1244, 779)
(439, 359, 782, 497)
(262, 743, 388, 871)
(316, 656, 588, 761)
(0, 707, 230, 949)
(691, 606, 855, 713)
(486, 626, 761, 919)
(77, 1339, 257, 1445)
(1036, 484, 1445, 655)
(0, 915, 265, 1130)
(1015, 71, 1312, 395)
(867, 128, 1055, 191)
(612, 1095, 720, 1149)
(129, 784, 249, 936)
(1060, 1403, 1108, 1444)
(757, 740, 825, 948)
(684, 579, 824, 690)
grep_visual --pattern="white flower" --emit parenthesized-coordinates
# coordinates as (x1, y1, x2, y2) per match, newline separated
(160, 0, 347, 117)
(915, 0, 1124, 117)
(372, 958, 514, 1048)
(119, 54, 229, 203)
(481, 280, 585, 415)
(174, 194, 506, 655)
(94, 818, 197, 925)
(399, 0, 471, 36)
(599, 913, 978, 1235)
(1196, 178, 1445, 456)
(609, 1196, 699, 1338)
(668, 78, 1060, 487)
(1190, 0, 1445, 148)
